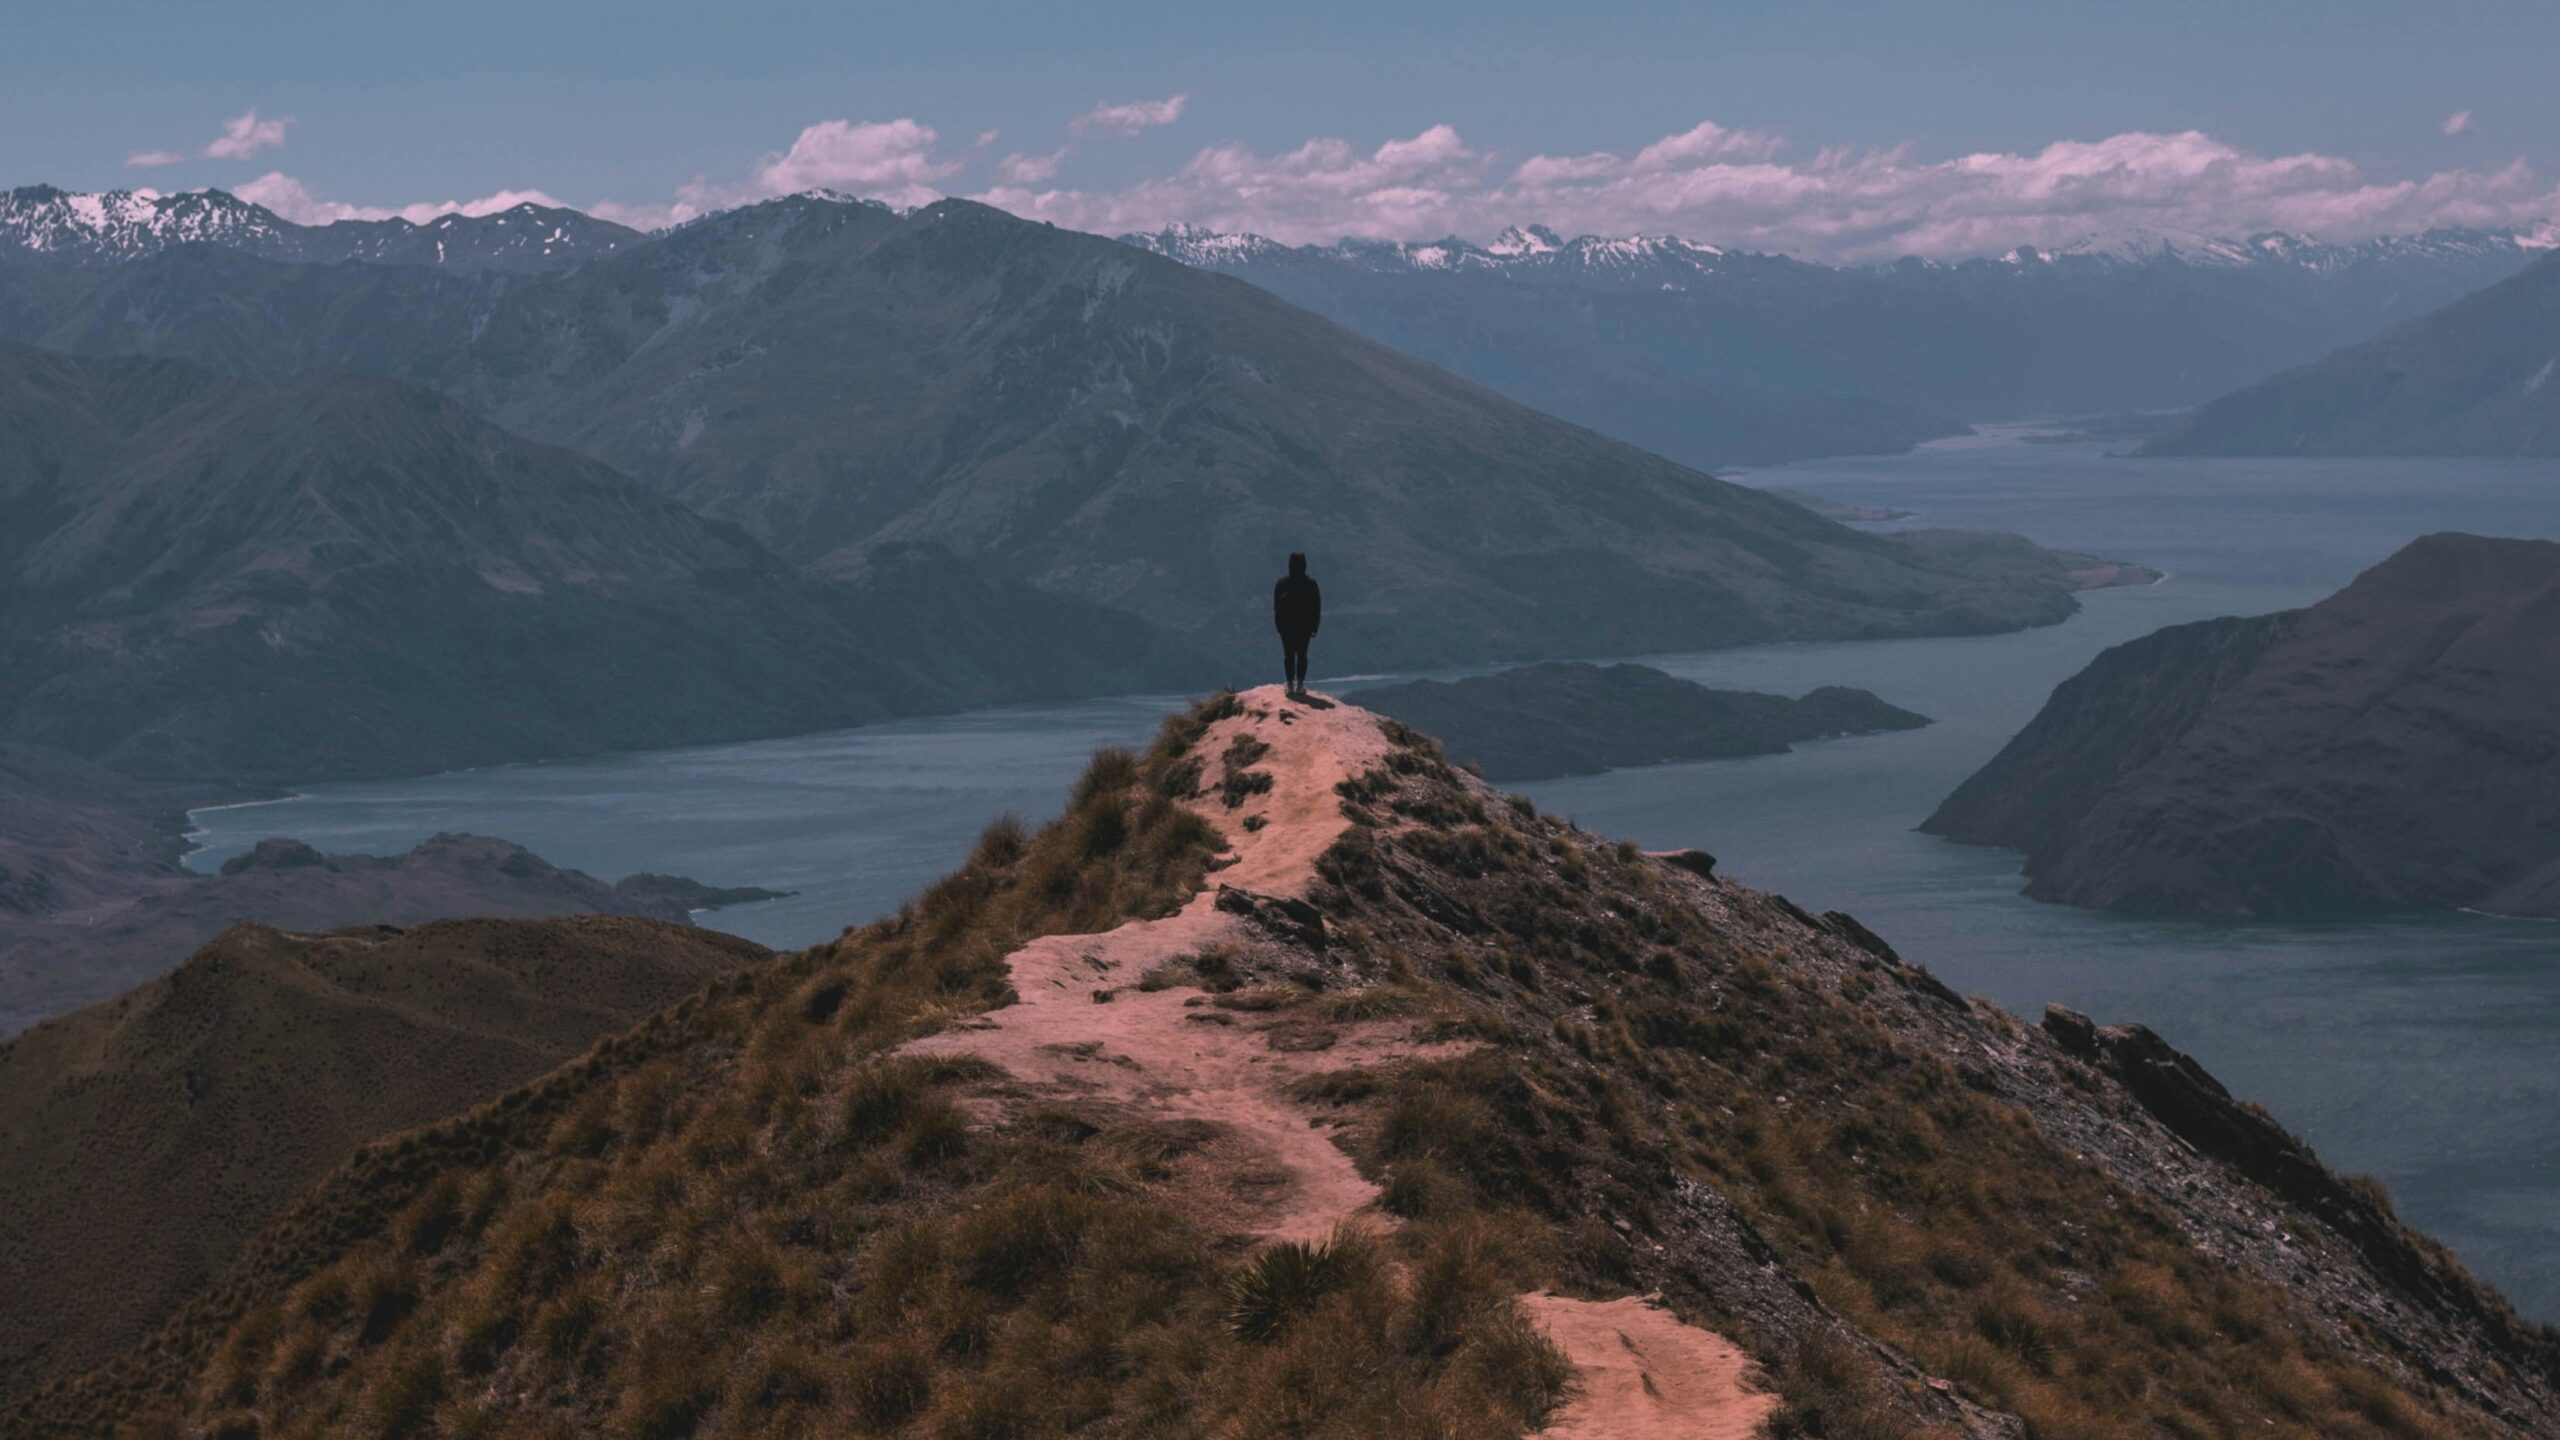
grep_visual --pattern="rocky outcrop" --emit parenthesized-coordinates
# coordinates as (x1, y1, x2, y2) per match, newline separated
(1925, 533, 2560, 916)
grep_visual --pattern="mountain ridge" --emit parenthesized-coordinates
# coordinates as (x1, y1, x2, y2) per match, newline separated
(0, 184, 640, 273)
(2140, 250, 2560, 456)
(1119, 216, 2552, 465)
(8, 689, 2553, 1438)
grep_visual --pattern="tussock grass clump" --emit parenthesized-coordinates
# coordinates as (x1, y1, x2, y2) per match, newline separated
(1225, 1230, 1380, 1341)
(1218, 732, 1276, 809)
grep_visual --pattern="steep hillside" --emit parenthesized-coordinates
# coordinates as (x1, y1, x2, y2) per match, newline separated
(1355, 661, 1928, 781)
(0, 916, 765, 1398)
(1925, 534, 2560, 916)
(12, 690, 2552, 1439)
(1, 199, 2138, 671)
(1126, 222, 2550, 460)
(2143, 251, 2560, 456)
(0, 344, 1195, 784)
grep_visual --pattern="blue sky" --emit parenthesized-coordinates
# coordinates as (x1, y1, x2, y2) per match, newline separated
(8, 0, 2556, 258)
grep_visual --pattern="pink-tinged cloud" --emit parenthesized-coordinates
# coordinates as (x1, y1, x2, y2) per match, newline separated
(1073, 94, 1188, 137)
(205, 108, 293, 161)
(978, 119, 2560, 262)
(2443, 111, 2475, 137)
(1629, 120, 1786, 170)
(124, 150, 185, 169)
(751, 119, 958, 208)
(233, 173, 569, 227)
(998, 149, 1067, 185)
(982, 122, 1490, 240)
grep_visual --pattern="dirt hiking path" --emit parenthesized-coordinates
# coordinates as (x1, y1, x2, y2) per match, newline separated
(911, 685, 1775, 1437)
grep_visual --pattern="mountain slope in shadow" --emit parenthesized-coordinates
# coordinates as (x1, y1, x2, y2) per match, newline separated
(2143, 251, 2560, 456)
(0, 916, 765, 1396)
(0, 343, 1200, 785)
(1927, 533, 2560, 915)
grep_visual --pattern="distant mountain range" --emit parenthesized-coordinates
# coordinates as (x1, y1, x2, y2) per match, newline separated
(1925, 533, 2560, 917)
(8, 185, 2549, 467)
(0, 184, 640, 273)
(1124, 219, 2554, 467)
(2141, 250, 2560, 456)
(0, 196, 2132, 700)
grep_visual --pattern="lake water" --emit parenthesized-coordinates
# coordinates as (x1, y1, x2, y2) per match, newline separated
(187, 431, 2560, 1319)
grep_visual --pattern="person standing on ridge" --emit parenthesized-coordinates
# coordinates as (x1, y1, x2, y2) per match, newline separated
(1274, 552, 1321, 696)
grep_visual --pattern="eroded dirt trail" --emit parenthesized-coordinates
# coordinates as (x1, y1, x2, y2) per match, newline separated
(911, 685, 1773, 1435)
(1522, 1294, 1777, 1439)
(908, 687, 1396, 1242)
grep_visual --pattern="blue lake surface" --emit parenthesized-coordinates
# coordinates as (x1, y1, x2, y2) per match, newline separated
(188, 431, 2560, 1318)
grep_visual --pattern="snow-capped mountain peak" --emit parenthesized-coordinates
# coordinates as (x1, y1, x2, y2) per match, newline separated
(1487, 223, 1562, 257)
(0, 184, 640, 273)
(0, 184, 290, 265)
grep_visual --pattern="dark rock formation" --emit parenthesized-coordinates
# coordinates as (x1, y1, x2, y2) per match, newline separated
(1925, 533, 2560, 916)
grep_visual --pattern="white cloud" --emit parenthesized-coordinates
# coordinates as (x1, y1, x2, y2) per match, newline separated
(1629, 120, 1785, 171)
(2443, 110, 2475, 137)
(125, 150, 186, 169)
(980, 120, 2560, 262)
(750, 118, 958, 208)
(998, 149, 1067, 185)
(982, 123, 1489, 241)
(205, 108, 293, 160)
(233, 172, 568, 227)
(1073, 94, 1187, 137)
(243, 112, 2560, 262)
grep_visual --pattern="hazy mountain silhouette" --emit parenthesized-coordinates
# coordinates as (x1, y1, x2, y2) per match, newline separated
(1126, 222, 2549, 467)
(2141, 252, 2560, 456)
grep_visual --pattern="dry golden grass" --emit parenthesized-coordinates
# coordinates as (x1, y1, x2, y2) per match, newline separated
(7, 694, 1572, 1440)
(1296, 730, 2551, 1440)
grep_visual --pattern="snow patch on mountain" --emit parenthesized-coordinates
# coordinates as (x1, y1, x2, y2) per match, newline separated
(0, 186, 638, 273)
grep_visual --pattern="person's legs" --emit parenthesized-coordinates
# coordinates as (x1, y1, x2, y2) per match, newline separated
(1283, 637, 1308, 692)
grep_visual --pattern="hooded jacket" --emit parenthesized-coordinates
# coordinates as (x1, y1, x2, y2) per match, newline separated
(1273, 557, 1321, 638)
